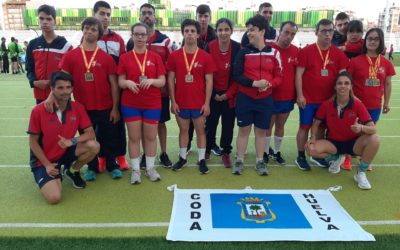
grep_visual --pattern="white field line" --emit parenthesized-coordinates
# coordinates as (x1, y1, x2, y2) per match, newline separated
(0, 220, 398, 228)
(2, 164, 400, 168)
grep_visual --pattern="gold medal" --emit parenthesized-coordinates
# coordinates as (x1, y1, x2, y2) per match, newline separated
(139, 75, 148, 82)
(85, 72, 94, 81)
(133, 49, 148, 84)
(366, 55, 381, 86)
(185, 74, 194, 83)
(316, 43, 330, 78)
(81, 46, 99, 82)
(183, 48, 199, 84)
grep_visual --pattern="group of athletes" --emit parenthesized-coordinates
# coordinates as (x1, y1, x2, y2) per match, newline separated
(25, 1, 395, 204)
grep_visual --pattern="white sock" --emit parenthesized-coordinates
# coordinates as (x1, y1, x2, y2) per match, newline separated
(265, 136, 271, 153)
(198, 148, 206, 161)
(145, 156, 156, 170)
(130, 157, 140, 171)
(256, 158, 263, 163)
(236, 157, 244, 163)
(179, 148, 187, 159)
(274, 136, 283, 154)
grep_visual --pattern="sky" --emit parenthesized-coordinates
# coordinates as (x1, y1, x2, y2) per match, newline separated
(24, 0, 400, 22)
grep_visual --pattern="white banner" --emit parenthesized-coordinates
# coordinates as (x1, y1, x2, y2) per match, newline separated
(166, 188, 375, 242)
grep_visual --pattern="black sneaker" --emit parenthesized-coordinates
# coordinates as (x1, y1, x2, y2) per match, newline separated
(198, 159, 209, 174)
(211, 146, 222, 156)
(140, 154, 146, 170)
(274, 152, 286, 165)
(172, 157, 187, 171)
(295, 156, 311, 171)
(268, 147, 276, 159)
(159, 152, 172, 168)
(66, 169, 87, 189)
(263, 152, 269, 164)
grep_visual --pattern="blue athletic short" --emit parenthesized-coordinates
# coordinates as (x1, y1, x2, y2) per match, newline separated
(273, 100, 295, 114)
(368, 109, 381, 122)
(328, 138, 357, 156)
(178, 109, 202, 119)
(31, 145, 77, 189)
(121, 105, 161, 124)
(299, 103, 321, 129)
(235, 92, 273, 130)
(159, 97, 171, 123)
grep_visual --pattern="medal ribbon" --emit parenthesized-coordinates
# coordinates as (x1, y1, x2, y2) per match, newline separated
(183, 48, 199, 75)
(132, 49, 148, 76)
(81, 46, 99, 73)
(316, 44, 330, 70)
(366, 55, 381, 79)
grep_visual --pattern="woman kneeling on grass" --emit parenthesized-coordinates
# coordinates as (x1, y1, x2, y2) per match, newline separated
(305, 71, 380, 190)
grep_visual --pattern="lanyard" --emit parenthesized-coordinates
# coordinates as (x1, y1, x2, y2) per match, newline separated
(366, 55, 381, 79)
(316, 43, 330, 69)
(183, 48, 199, 75)
(80, 46, 99, 73)
(132, 49, 148, 76)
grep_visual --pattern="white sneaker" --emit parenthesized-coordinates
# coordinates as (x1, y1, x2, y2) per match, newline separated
(328, 155, 345, 174)
(131, 170, 141, 184)
(354, 172, 372, 190)
(145, 167, 161, 182)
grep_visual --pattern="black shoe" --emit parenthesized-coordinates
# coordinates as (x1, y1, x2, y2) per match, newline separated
(172, 157, 187, 171)
(211, 146, 222, 156)
(268, 147, 276, 159)
(263, 152, 269, 164)
(65, 169, 86, 189)
(274, 152, 286, 165)
(198, 159, 209, 174)
(159, 152, 172, 168)
(140, 154, 146, 170)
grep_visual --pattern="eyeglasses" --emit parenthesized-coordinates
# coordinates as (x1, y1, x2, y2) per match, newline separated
(133, 33, 147, 38)
(319, 29, 334, 34)
(367, 37, 380, 42)
(141, 11, 154, 16)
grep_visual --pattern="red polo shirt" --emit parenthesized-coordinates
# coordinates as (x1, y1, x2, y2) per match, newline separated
(59, 47, 117, 111)
(166, 48, 216, 109)
(315, 98, 372, 141)
(298, 43, 349, 104)
(348, 54, 396, 109)
(27, 101, 92, 166)
(207, 40, 232, 91)
(118, 50, 166, 109)
(271, 43, 299, 101)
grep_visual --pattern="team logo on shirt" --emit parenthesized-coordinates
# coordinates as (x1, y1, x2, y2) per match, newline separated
(348, 111, 356, 118)
(379, 67, 385, 74)
(49, 118, 56, 123)
(225, 63, 230, 69)
(91, 61, 102, 67)
(288, 57, 296, 63)
(70, 115, 77, 121)
(194, 62, 203, 68)
(266, 58, 272, 63)
(53, 56, 62, 61)
(146, 60, 155, 66)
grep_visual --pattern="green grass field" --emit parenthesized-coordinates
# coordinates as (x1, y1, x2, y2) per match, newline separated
(0, 73, 399, 249)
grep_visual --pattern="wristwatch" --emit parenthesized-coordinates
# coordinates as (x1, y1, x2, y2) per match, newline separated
(71, 137, 78, 146)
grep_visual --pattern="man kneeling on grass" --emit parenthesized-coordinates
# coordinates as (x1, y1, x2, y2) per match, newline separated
(28, 71, 99, 204)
